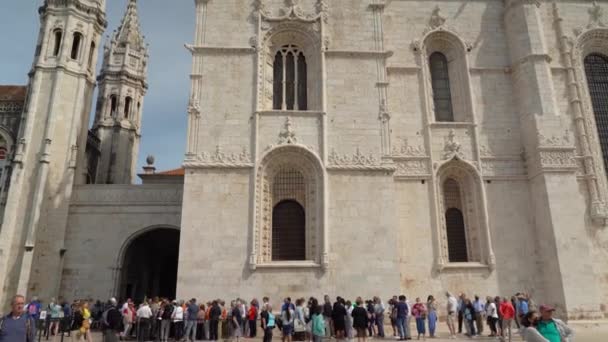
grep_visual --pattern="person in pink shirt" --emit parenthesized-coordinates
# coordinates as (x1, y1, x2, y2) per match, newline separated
(499, 297, 515, 342)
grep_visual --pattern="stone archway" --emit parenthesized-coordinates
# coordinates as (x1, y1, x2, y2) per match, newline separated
(117, 227, 180, 302)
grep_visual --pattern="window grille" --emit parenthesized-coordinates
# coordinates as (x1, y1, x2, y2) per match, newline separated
(271, 168, 306, 261)
(585, 54, 608, 172)
(430, 52, 454, 122)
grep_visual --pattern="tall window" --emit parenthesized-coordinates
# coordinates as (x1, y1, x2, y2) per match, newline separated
(271, 168, 306, 261)
(124, 97, 132, 119)
(110, 95, 118, 116)
(443, 178, 468, 262)
(585, 53, 608, 171)
(273, 45, 307, 111)
(71, 32, 83, 60)
(53, 29, 63, 57)
(429, 52, 454, 122)
(88, 42, 96, 70)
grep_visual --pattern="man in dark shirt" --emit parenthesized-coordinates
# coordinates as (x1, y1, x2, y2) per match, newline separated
(102, 298, 122, 342)
(395, 295, 409, 341)
(352, 298, 369, 342)
(184, 298, 199, 341)
(0, 294, 36, 342)
(209, 301, 222, 341)
(322, 295, 333, 338)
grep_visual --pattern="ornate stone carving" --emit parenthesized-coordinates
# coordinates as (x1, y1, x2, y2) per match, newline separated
(589, 1, 605, 28)
(538, 149, 578, 169)
(187, 93, 201, 117)
(429, 6, 446, 29)
(184, 146, 253, 169)
(278, 117, 297, 144)
(443, 129, 463, 159)
(391, 138, 425, 157)
(328, 148, 396, 172)
(258, 0, 327, 22)
(394, 159, 430, 177)
(537, 130, 572, 147)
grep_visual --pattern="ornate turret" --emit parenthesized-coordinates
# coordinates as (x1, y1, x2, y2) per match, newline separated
(93, 0, 148, 184)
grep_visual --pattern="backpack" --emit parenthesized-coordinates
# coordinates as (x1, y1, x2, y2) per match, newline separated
(71, 311, 84, 331)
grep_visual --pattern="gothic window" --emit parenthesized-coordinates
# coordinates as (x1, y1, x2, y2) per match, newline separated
(272, 45, 307, 111)
(124, 97, 132, 119)
(110, 95, 118, 116)
(88, 42, 96, 70)
(52, 29, 63, 57)
(71, 32, 83, 60)
(430, 52, 454, 122)
(443, 178, 468, 262)
(272, 200, 306, 261)
(585, 53, 608, 171)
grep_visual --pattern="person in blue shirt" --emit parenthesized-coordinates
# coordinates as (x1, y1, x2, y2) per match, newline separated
(395, 295, 409, 341)
(0, 294, 36, 342)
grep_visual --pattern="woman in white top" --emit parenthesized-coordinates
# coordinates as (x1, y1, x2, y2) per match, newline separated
(173, 300, 185, 341)
(485, 296, 499, 337)
(345, 300, 354, 340)
(281, 304, 295, 342)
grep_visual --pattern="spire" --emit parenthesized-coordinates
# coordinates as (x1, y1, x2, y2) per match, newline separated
(113, 0, 145, 51)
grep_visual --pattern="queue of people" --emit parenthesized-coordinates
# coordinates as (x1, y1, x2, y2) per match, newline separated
(0, 292, 574, 342)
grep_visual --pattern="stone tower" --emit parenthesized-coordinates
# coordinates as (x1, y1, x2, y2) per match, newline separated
(0, 0, 106, 305)
(93, 0, 148, 185)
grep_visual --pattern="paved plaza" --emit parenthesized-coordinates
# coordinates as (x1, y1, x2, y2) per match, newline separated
(73, 321, 608, 342)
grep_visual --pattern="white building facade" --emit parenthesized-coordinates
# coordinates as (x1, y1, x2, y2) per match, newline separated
(0, 0, 607, 321)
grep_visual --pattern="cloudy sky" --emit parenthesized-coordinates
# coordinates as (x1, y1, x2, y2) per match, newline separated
(0, 1, 195, 174)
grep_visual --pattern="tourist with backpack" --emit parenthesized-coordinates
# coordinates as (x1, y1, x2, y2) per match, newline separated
(102, 298, 122, 342)
(0, 295, 36, 342)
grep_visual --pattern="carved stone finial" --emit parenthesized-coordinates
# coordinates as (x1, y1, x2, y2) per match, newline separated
(589, 0, 605, 28)
(146, 155, 155, 166)
(143, 155, 156, 174)
(279, 117, 297, 144)
(444, 129, 462, 159)
(429, 6, 446, 29)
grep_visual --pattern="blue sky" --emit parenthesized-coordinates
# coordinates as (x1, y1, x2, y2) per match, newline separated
(0, 1, 195, 173)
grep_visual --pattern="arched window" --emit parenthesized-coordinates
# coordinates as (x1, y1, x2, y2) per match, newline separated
(273, 45, 307, 111)
(124, 97, 132, 119)
(430, 52, 454, 122)
(88, 41, 96, 70)
(584, 53, 608, 171)
(272, 200, 306, 261)
(443, 178, 468, 262)
(71, 32, 83, 60)
(110, 95, 118, 116)
(52, 29, 63, 57)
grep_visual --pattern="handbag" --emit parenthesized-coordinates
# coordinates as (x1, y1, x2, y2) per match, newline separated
(294, 319, 306, 333)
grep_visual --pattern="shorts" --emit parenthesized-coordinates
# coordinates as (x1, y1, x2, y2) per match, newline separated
(446, 312, 456, 326)
(282, 324, 294, 336)
(356, 328, 367, 337)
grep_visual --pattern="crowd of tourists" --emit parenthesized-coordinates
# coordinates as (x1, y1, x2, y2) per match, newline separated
(0, 292, 573, 342)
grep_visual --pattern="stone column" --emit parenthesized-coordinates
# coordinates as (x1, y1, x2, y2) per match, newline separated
(504, 0, 602, 318)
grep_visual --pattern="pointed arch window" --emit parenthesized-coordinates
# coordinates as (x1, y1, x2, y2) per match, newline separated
(273, 45, 307, 111)
(124, 97, 133, 119)
(443, 178, 468, 262)
(429, 52, 454, 122)
(52, 29, 63, 57)
(71, 32, 83, 60)
(584, 53, 608, 172)
(110, 95, 118, 116)
(88, 41, 96, 70)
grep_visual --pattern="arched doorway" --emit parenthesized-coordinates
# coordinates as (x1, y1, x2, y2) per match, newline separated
(119, 228, 180, 302)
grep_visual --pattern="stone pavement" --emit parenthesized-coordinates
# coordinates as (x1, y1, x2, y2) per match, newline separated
(78, 321, 608, 342)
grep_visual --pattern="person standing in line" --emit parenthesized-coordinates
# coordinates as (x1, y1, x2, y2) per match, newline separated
(517, 294, 530, 326)
(389, 296, 398, 337)
(196, 303, 206, 340)
(281, 300, 295, 342)
(248, 299, 258, 338)
(122, 301, 135, 340)
(404, 297, 413, 340)
(0, 295, 36, 342)
(136, 300, 153, 342)
(209, 300, 222, 341)
(159, 299, 173, 342)
(78, 301, 93, 342)
(426, 296, 437, 339)
(311, 305, 325, 342)
(499, 297, 515, 342)
(494, 296, 503, 337)
(331, 297, 347, 340)
(352, 298, 369, 342)
(445, 292, 458, 339)
(411, 298, 426, 341)
(232, 300, 243, 342)
(473, 295, 485, 336)
(373, 296, 385, 338)
(344, 300, 354, 340)
(457, 294, 466, 335)
(101, 298, 122, 342)
(150, 297, 161, 341)
(323, 295, 333, 338)
(294, 298, 307, 341)
(463, 299, 476, 337)
(536, 305, 573, 342)
(261, 304, 275, 342)
(485, 296, 499, 337)
(184, 298, 199, 342)
(395, 295, 408, 341)
(173, 300, 185, 341)
(365, 300, 375, 338)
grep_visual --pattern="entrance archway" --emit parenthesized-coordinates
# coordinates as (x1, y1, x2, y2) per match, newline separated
(118, 227, 180, 302)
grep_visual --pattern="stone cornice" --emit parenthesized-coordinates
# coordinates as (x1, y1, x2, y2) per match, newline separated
(185, 44, 256, 54)
(325, 49, 393, 59)
(40, 0, 107, 28)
